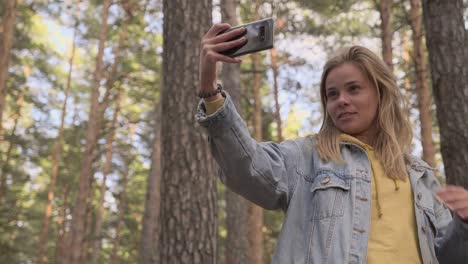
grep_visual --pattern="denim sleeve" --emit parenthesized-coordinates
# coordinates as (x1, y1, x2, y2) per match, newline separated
(431, 179, 468, 262)
(196, 92, 300, 211)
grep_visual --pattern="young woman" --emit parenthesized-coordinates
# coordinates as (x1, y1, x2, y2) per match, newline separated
(196, 23, 468, 264)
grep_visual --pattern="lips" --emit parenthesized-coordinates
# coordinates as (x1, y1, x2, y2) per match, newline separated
(337, 112, 357, 119)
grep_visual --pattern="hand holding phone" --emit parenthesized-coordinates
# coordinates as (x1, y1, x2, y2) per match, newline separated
(199, 19, 274, 99)
(219, 18, 275, 57)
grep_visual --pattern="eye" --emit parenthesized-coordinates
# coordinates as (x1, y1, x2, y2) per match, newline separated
(326, 90, 338, 99)
(349, 85, 361, 93)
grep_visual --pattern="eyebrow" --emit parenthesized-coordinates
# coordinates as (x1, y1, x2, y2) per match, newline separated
(344, 80, 360, 86)
(326, 80, 361, 90)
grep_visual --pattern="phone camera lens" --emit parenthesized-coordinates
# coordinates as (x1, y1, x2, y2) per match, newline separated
(259, 26, 265, 41)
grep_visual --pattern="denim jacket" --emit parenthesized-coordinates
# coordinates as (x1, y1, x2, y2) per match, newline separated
(196, 92, 468, 264)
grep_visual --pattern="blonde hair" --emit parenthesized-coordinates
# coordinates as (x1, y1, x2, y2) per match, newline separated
(315, 46, 412, 180)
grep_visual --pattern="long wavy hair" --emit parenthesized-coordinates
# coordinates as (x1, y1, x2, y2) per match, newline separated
(315, 46, 412, 180)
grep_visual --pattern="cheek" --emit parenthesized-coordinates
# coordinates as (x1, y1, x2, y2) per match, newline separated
(363, 100, 378, 121)
(326, 102, 337, 119)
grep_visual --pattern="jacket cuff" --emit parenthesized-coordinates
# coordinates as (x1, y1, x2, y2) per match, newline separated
(204, 96, 226, 115)
(195, 91, 238, 137)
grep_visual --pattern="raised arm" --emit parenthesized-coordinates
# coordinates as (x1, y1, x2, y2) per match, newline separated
(196, 93, 300, 211)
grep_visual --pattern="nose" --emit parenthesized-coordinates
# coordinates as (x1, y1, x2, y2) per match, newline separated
(336, 92, 350, 106)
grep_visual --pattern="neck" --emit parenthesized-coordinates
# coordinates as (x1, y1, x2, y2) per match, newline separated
(351, 126, 378, 147)
(354, 134, 374, 147)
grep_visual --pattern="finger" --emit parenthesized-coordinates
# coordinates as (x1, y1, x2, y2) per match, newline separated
(438, 185, 466, 194)
(436, 187, 467, 200)
(436, 191, 457, 201)
(205, 51, 242, 64)
(454, 208, 468, 220)
(212, 37, 247, 52)
(437, 192, 468, 204)
(207, 27, 246, 44)
(437, 188, 468, 202)
(205, 23, 232, 39)
(445, 199, 468, 211)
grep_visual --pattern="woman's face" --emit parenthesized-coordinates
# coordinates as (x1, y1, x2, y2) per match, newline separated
(325, 63, 379, 143)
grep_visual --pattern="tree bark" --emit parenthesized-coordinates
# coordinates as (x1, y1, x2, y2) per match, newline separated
(249, 2, 264, 261)
(249, 51, 264, 264)
(66, 0, 111, 263)
(378, 0, 393, 71)
(400, 29, 412, 117)
(37, 25, 77, 264)
(422, 0, 468, 187)
(409, 0, 437, 169)
(139, 103, 161, 264)
(159, 0, 217, 263)
(220, 1, 250, 263)
(0, 0, 17, 141)
(0, 0, 18, 200)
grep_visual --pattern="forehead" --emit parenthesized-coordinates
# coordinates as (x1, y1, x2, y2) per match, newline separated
(325, 63, 367, 88)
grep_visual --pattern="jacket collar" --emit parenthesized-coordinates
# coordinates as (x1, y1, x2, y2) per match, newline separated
(406, 155, 434, 181)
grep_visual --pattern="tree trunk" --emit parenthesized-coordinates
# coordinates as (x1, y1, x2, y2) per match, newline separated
(422, 0, 468, 187)
(91, 17, 128, 264)
(249, 2, 264, 261)
(110, 124, 135, 264)
(270, 47, 283, 142)
(139, 103, 161, 264)
(409, 0, 437, 169)
(37, 25, 77, 264)
(0, 0, 17, 141)
(66, 0, 111, 263)
(91, 91, 120, 264)
(159, 0, 217, 263)
(0, 0, 17, 200)
(378, 0, 393, 71)
(400, 29, 412, 117)
(81, 185, 95, 263)
(220, 1, 250, 263)
(57, 149, 77, 264)
(249, 51, 264, 264)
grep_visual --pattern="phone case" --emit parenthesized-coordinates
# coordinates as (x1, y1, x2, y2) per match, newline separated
(220, 18, 274, 57)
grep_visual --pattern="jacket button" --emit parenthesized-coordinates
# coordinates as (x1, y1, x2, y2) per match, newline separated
(321, 176, 331, 185)
(417, 192, 422, 200)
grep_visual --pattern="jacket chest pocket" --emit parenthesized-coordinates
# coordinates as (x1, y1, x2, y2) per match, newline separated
(309, 171, 351, 220)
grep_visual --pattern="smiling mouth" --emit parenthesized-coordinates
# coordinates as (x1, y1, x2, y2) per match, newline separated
(338, 112, 356, 119)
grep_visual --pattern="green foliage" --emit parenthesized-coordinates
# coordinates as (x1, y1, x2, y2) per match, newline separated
(0, 0, 451, 262)
(0, 0, 162, 262)
(295, 0, 360, 16)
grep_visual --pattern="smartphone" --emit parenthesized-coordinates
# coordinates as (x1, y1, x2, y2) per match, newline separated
(219, 18, 275, 57)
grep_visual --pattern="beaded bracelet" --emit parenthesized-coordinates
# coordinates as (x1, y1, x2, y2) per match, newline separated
(197, 83, 223, 98)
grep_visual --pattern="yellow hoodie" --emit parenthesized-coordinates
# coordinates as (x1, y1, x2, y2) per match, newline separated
(341, 134, 422, 264)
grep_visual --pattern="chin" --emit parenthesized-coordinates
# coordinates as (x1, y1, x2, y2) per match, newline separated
(337, 126, 362, 136)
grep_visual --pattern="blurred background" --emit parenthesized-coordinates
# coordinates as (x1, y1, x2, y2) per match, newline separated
(0, 0, 467, 263)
